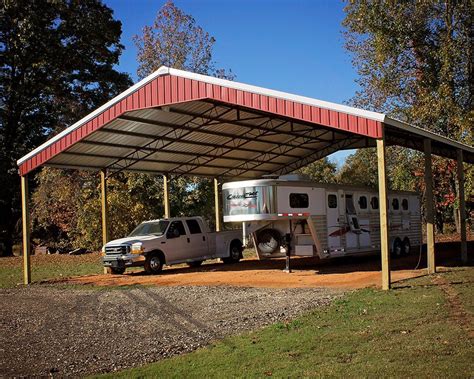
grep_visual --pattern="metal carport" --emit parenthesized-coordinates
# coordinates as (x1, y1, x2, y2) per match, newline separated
(17, 66, 473, 289)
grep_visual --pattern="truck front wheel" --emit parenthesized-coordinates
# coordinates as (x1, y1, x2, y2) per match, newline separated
(223, 242, 242, 264)
(145, 253, 163, 274)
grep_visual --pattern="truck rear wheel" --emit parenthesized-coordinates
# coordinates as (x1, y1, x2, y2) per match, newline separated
(145, 253, 163, 274)
(223, 242, 242, 264)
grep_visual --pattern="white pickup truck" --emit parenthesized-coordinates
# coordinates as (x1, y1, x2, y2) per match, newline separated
(101, 217, 243, 274)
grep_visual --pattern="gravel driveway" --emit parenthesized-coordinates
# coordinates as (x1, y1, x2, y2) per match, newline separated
(0, 285, 342, 377)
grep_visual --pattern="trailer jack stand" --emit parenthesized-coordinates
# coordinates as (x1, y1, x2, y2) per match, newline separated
(283, 233, 292, 273)
(283, 252, 291, 273)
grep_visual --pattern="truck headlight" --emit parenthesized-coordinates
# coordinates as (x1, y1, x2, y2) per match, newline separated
(100, 246, 106, 256)
(131, 243, 144, 254)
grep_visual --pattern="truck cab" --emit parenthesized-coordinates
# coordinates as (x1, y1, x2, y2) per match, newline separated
(102, 217, 242, 274)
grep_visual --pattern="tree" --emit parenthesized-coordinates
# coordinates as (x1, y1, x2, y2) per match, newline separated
(336, 147, 419, 191)
(30, 1, 234, 252)
(0, 0, 131, 254)
(343, 1, 473, 232)
(134, 0, 234, 80)
(128, 0, 234, 232)
(337, 149, 378, 188)
(295, 158, 337, 183)
(33, 169, 166, 250)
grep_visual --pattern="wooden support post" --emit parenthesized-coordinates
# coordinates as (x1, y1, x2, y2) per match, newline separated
(21, 175, 31, 285)
(457, 149, 467, 263)
(163, 174, 170, 218)
(214, 178, 221, 232)
(100, 169, 109, 245)
(424, 139, 436, 274)
(376, 136, 391, 290)
(100, 170, 110, 274)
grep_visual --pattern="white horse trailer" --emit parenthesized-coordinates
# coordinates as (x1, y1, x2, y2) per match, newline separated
(222, 175, 421, 260)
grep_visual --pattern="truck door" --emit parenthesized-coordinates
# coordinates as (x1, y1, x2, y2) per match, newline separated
(345, 194, 360, 249)
(165, 220, 189, 262)
(326, 192, 342, 250)
(185, 219, 208, 258)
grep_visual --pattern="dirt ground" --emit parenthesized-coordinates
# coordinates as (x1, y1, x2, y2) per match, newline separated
(59, 241, 473, 289)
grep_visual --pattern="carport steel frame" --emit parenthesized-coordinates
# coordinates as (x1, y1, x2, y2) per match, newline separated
(17, 67, 473, 289)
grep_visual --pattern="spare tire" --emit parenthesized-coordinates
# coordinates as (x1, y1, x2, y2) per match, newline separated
(256, 228, 281, 254)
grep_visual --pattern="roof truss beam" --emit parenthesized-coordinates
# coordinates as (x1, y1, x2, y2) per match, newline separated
(78, 140, 281, 166)
(93, 128, 301, 159)
(119, 113, 320, 151)
(172, 117, 307, 177)
(205, 125, 349, 179)
(165, 105, 335, 144)
(105, 105, 233, 176)
(59, 151, 269, 173)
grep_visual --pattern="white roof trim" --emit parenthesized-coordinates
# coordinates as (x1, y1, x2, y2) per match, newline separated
(166, 67, 387, 122)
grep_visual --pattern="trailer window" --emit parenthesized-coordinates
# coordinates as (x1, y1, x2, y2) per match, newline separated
(186, 219, 202, 234)
(290, 193, 309, 208)
(402, 198, 409, 211)
(371, 196, 379, 210)
(392, 198, 399, 210)
(328, 194, 337, 208)
(358, 196, 367, 209)
(345, 195, 357, 214)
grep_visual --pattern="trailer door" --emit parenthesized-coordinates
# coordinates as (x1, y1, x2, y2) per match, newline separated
(345, 194, 360, 249)
(326, 192, 341, 250)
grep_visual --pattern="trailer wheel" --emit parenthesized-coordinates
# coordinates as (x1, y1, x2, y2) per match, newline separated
(223, 241, 242, 264)
(110, 267, 125, 275)
(256, 228, 281, 254)
(392, 238, 403, 258)
(402, 237, 411, 255)
(144, 253, 163, 274)
(187, 260, 203, 268)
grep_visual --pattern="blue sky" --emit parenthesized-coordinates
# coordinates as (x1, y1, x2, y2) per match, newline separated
(104, 0, 358, 166)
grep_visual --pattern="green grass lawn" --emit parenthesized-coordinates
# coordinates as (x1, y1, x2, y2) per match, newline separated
(96, 267, 473, 378)
(0, 254, 103, 288)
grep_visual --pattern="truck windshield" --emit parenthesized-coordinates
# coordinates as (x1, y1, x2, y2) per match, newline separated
(128, 221, 169, 237)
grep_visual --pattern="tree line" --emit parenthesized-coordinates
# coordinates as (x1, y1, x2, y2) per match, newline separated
(0, 0, 471, 254)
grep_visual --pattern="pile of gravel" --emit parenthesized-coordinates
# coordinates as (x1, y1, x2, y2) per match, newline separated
(0, 285, 342, 376)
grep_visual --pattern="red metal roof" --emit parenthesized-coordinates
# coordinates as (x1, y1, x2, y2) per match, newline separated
(17, 67, 473, 177)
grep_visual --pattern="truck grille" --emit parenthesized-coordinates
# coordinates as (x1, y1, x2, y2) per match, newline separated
(105, 245, 129, 255)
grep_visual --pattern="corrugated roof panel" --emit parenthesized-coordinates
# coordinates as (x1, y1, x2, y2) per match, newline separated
(85, 132, 150, 147)
(48, 154, 114, 167)
(127, 160, 177, 172)
(66, 142, 134, 157)
(147, 151, 194, 163)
